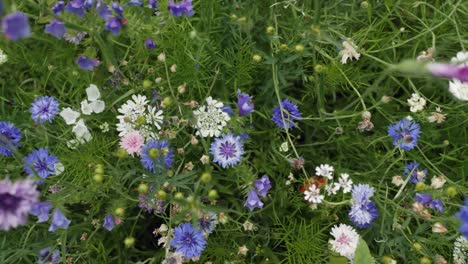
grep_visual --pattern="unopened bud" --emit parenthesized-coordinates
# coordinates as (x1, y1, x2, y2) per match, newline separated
(200, 172, 212, 184)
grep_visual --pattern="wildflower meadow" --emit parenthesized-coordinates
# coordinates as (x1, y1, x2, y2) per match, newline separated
(1, 0, 468, 263)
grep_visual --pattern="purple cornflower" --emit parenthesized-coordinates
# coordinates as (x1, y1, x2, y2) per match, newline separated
(49, 208, 71, 232)
(253, 175, 271, 197)
(96, 1, 112, 19)
(77, 56, 100, 71)
(145, 38, 156, 49)
(38, 247, 60, 264)
(23, 148, 60, 179)
(168, 0, 194, 17)
(112, 2, 124, 18)
(170, 223, 206, 258)
(148, 0, 158, 9)
(221, 105, 234, 116)
(210, 133, 244, 168)
(30, 201, 53, 223)
(65, 0, 86, 18)
(105, 17, 121, 35)
(348, 184, 378, 228)
(2, 12, 31, 41)
(237, 90, 254, 116)
(244, 189, 264, 211)
(103, 214, 115, 231)
(387, 118, 421, 151)
(415, 193, 433, 206)
(45, 19, 67, 39)
(429, 199, 444, 213)
(30, 96, 60, 123)
(271, 99, 302, 130)
(127, 0, 143, 7)
(456, 199, 468, 239)
(0, 179, 39, 231)
(0, 121, 22, 156)
(199, 212, 218, 234)
(427, 63, 468, 83)
(404, 162, 427, 183)
(52, 1, 65, 14)
(141, 140, 174, 173)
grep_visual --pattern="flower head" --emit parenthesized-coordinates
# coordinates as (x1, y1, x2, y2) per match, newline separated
(30, 96, 60, 124)
(387, 118, 421, 151)
(145, 38, 156, 49)
(2, 12, 31, 41)
(340, 40, 360, 64)
(199, 211, 218, 234)
(427, 63, 468, 83)
(453, 236, 468, 263)
(52, 1, 65, 14)
(329, 223, 360, 260)
(127, 0, 143, 7)
(148, 0, 158, 9)
(448, 79, 468, 101)
(349, 184, 378, 228)
(456, 199, 468, 239)
(170, 223, 207, 258)
(103, 214, 115, 231)
(77, 56, 100, 71)
(244, 189, 264, 211)
(112, 2, 124, 18)
(271, 99, 302, 130)
(237, 90, 254, 116)
(168, 0, 194, 17)
(337, 173, 353, 193)
(304, 184, 324, 204)
(415, 193, 433, 206)
(29, 201, 52, 223)
(0, 121, 22, 156)
(105, 17, 121, 35)
(141, 140, 174, 172)
(0, 179, 39, 230)
(407, 93, 426, 113)
(315, 164, 334, 179)
(210, 133, 244, 168)
(45, 19, 67, 39)
(120, 131, 144, 155)
(23, 148, 60, 179)
(38, 247, 60, 264)
(49, 208, 71, 232)
(430, 199, 444, 213)
(193, 97, 230, 137)
(65, 0, 86, 18)
(253, 175, 271, 197)
(404, 162, 427, 183)
(97, 1, 112, 19)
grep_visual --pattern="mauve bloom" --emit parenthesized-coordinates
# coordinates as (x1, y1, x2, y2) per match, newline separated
(30, 96, 60, 123)
(244, 189, 264, 211)
(387, 118, 421, 151)
(77, 56, 100, 71)
(23, 148, 60, 179)
(237, 90, 254, 116)
(272, 99, 302, 130)
(2, 12, 31, 41)
(45, 19, 67, 39)
(427, 63, 468, 83)
(0, 179, 39, 231)
(145, 38, 156, 49)
(65, 0, 86, 18)
(38, 247, 60, 264)
(52, 1, 65, 14)
(148, 0, 158, 9)
(96, 1, 112, 19)
(170, 223, 206, 258)
(253, 175, 271, 198)
(30, 201, 53, 222)
(168, 0, 194, 17)
(105, 17, 121, 35)
(49, 208, 71, 232)
(0, 121, 22, 156)
(455, 199, 468, 239)
(103, 214, 115, 231)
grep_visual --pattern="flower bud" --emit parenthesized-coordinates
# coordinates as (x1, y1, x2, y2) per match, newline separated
(381, 95, 391, 103)
(294, 44, 305, 53)
(137, 183, 149, 194)
(200, 172, 212, 184)
(432, 222, 448, 233)
(252, 54, 262, 63)
(157, 190, 167, 201)
(412, 242, 423, 253)
(314, 64, 325, 73)
(93, 173, 104, 183)
(143, 80, 152, 89)
(174, 192, 184, 200)
(415, 182, 426, 191)
(266, 26, 275, 35)
(135, 115, 146, 126)
(420, 256, 432, 264)
(124, 237, 135, 248)
(446, 186, 458, 198)
(279, 44, 288, 51)
(162, 97, 173, 108)
(360, 1, 369, 8)
(114, 208, 125, 217)
(149, 148, 160, 159)
(157, 53, 166, 62)
(94, 165, 104, 175)
(116, 148, 127, 158)
(208, 189, 218, 201)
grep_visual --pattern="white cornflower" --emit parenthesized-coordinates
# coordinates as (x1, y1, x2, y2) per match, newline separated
(329, 223, 360, 261)
(60, 107, 81, 125)
(193, 96, 230, 138)
(0, 49, 7, 65)
(279, 142, 289, 152)
(340, 40, 361, 64)
(431, 175, 446, 189)
(315, 164, 334, 179)
(325, 184, 340, 196)
(453, 236, 468, 264)
(407, 93, 426, 113)
(304, 185, 324, 204)
(337, 173, 353, 193)
(449, 79, 468, 101)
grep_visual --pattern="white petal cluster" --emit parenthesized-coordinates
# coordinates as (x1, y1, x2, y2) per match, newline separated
(453, 236, 468, 264)
(116, 94, 163, 140)
(0, 49, 8, 65)
(193, 96, 230, 137)
(407, 93, 426, 113)
(340, 40, 361, 64)
(448, 51, 468, 101)
(315, 164, 334, 179)
(82, 84, 105, 115)
(304, 185, 324, 204)
(329, 223, 360, 261)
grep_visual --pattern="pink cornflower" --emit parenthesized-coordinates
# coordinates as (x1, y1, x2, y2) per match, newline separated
(120, 131, 144, 155)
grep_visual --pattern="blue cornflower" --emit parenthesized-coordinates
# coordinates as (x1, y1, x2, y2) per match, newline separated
(429, 199, 444, 213)
(387, 118, 421, 151)
(170, 223, 207, 258)
(349, 184, 378, 228)
(105, 16, 121, 35)
(103, 214, 115, 231)
(2, 12, 31, 41)
(0, 121, 22, 156)
(52, 1, 65, 14)
(141, 140, 174, 173)
(30, 201, 53, 223)
(210, 133, 244, 168)
(45, 19, 67, 39)
(112, 2, 124, 18)
(456, 199, 468, 239)
(351, 184, 375, 204)
(168, 0, 194, 17)
(244, 189, 264, 211)
(253, 175, 271, 198)
(77, 56, 100, 71)
(96, 1, 112, 19)
(145, 38, 156, 49)
(23, 148, 60, 179)
(199, 212, 218, 234)
(237, 90, 254, 116)
(65, 0, 86, 18)
(48, 208, 71, 232)
(148, 0, 158, 9)
(271, 99, 302, 130)
(30, 96, 60, 124)
(127, 0, 143, 7)
(404, 162, 427, 184)
(38, 247, 60, 264)
(415, 193, 433, 206)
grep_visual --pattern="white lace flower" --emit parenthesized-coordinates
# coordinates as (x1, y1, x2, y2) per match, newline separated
(407, 93, 426, 112)
(340, 40, 360, 64)
(337, 173, 353, 193)
(325, 184, 340, 196)
(81, 100, 93, 115)
(315, 164, 334, 179)
(86, 84, 101, 101)
(0, 49, 7, 65)
(453, 236, 468, 264)
(329, 223, 360, 261)
(304, 185, 324, 204)
(193, 97, 230, 138)
(60, 107, 81, 125)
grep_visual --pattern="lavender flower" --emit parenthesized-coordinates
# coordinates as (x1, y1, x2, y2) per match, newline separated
(387, 118, 421, 151)
(30, 201, 53, 223)
(456, 199, 468, 239)
(38, 247, 60, 264)
(349, 184, 378, 228)
(141, 140, 174, 173)
(210, 133, 244, 168)
(168, 0, 194, 17)
(105, 17, 121, 35)
(48, 208, 71, 232)
(221, 105, 234, 116)
(415, 193, 433, 206)
(199, 212, 218, 234)
(65, 0, 86, 18)
(23, 148, 60, 179)
(45, 19, 67, 39)
(271, 99, 302, 130)
(244, 189, 264, 211)
(77, 56, 100, 71)
(96, 1, 112, 19)
(30, 96, 60, 123)
(404, 162, 427, 183)
(237, 90, 254, 116)
(112, 2, 124, 18)
(430, 199, 444, 213)
(1, 12, 31, 41)
(148, 0, 158, 9)
(52, 1, 65, 14)
(170, 223, 206, 258)
(145, 38, 156, 49)
(0, 179, 39, 230)
(253, 175, 271, 197)
(427, 63, 468, 83)
(103, 214, 115, 231)
(0, 121, 22, 156)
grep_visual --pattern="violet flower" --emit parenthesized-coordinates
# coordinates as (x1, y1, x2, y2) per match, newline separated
(77, 56, 100, 71)
(427, 63, 468, 82)
(1, 12, 31, 41)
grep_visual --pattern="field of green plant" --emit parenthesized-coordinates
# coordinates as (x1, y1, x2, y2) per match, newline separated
(1, 0, 467, 263)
